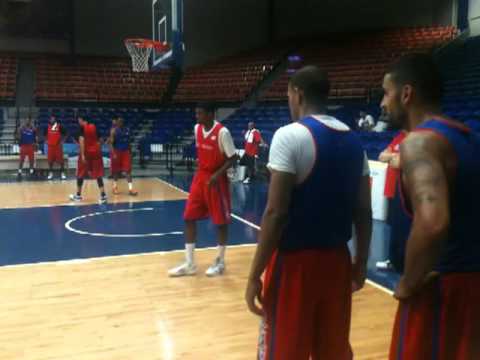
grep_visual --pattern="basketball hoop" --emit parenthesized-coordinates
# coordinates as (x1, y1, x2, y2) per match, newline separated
(124, 38, 169, 72)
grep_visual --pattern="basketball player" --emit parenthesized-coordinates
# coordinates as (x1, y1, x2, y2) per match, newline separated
(17, 117, 37, 176)
(381, 54, 480, 359)
(245, 66, 372, 359)
(69, 116, 107, 204)
(109, 117, 118, 179)
(169, 103, 237, 277)
(109, 117, 137, 196)
(45, 115, 67, 180)
(241, 121, 266, 183)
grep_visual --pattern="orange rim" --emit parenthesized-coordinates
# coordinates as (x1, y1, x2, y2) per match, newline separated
(124, 38, 169, 51)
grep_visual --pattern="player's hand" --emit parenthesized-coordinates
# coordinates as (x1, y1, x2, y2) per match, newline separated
(351, 258, 367, 292)
(393, 277, 414, 300)
(245, 277, 263, 316)
(207, 173, 219, 188)
(394, 272, 440, 301)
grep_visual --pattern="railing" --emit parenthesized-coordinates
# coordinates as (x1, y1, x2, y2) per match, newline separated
(144, 142, 195, 174)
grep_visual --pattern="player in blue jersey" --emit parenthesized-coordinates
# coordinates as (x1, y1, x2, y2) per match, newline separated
(16, 117, 37, 176)
(381, 53, 480, 359)
(246, 66, 372, 359)
(109, 117, 137, 195)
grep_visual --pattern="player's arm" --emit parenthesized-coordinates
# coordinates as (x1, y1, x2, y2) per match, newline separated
(78, 127, 86, 162)
(395, 132, 450, 300)
(246, 169, 295, 315)
(257, 131, 267, 148)
(108, 127, 116, 156)
(15, 126, 21, 142)
(208, 129, 238, 186)
(378, 148, 394, 162)
(352, 158, 372, 291)
(246, 127, 296, 315)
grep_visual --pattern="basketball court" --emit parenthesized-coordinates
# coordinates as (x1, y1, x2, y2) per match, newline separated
(0, 173, 401, 359)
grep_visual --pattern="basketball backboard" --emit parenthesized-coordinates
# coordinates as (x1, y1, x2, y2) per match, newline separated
(152, 0, 184, 69)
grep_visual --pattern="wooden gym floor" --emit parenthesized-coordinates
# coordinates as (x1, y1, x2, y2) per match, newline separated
(0, 177, 397, 359)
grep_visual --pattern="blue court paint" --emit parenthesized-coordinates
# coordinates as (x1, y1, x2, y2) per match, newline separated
(0, 175, 401, 292)
(0, 199, 257, 266)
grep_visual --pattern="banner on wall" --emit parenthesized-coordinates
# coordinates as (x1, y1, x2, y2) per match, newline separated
(368, 160, 388, 221)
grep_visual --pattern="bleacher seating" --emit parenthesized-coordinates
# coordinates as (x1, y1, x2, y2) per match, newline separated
(442, 36, 480, 100)
(263, 27, 457, 101)
(144, 108, 195, 144)
(173, 48, 285, 103)
(222, 103, 390, 158)
(35, 57, 171, 103)
(0, 55, 18, 101)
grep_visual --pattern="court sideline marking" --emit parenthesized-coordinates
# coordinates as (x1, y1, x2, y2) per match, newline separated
(156, 178, 394, 296)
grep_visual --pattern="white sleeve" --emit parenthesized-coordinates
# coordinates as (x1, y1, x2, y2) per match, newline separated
(362, 152, 370, 176)
(194, 124, 199, 146)
(267, 126, 298, 174)
(219, 128, 237, 158)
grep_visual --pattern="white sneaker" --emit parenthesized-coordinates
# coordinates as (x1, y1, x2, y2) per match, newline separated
(29, 168, 34, 175)
(168, 262, 197, 277)
(243, 177, 250, 184)
(47, 172, 53, 180)
(61, 173, 67, 180)
(99, 194, 108, 204)
(17, 169, 22, 176)
(69, 194, 82, 202)
(376, 259, 393, 271)
(205, 257, 225, 277)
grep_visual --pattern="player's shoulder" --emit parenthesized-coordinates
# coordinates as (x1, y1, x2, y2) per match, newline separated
(218, 124, 232, 135)
(273, 122, 310, 142)
(310, 115, 351, 131)
(401, 130, 447, 159)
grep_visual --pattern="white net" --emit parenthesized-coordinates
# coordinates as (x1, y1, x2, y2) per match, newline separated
(125, 41, 153, 72)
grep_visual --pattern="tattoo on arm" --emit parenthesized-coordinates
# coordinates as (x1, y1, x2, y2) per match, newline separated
(401, 135, 448, 209)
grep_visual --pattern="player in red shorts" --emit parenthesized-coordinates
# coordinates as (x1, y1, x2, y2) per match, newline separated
(245, 66, 372, 360)
(69, 116, 107, 204)
(45, 115, 67, 180)
(109, 117, 137, 196)
(16, 117, 37, 176)
(381, 54, 480, 359)
(108, 117, 119, 179)
(169, 103, 237, 277)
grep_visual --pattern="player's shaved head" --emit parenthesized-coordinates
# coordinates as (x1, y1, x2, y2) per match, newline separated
(289, 66, 330, 106)
(387, 53, 443, 107)
(288, 66, 330, 121)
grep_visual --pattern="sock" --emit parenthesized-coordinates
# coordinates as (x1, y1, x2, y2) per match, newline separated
(76, 191, 81, 196)
(218, 245, 226, 261)
(18, 168, 22, 173)
(128, 182, 133, 191)
(186, 243, 195, 264)
(101, 191, 106, 197)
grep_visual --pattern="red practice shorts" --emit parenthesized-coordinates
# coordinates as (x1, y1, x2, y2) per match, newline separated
(48, 144, 64, 164)
(389, 273, 480, 360)
(112, 149, 132, 173)
(183, 170, 231, 225)
(258, 246, 353, 360)
(77, 152, 104, 179)
(20, 144, 35, 162)
(110, 151, 119, 175)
